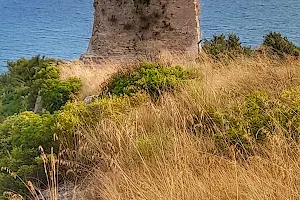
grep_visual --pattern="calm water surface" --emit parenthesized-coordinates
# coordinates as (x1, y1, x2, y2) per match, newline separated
(1, 0, 300, 70)
(0, 0, 93, 71)
(201, 0, 300, 48)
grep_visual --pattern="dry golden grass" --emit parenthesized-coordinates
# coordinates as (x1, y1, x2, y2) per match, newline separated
(59, 50, 201, 100)
(60, 59, 122, 99)
(73, 95, 300, 200)
(61, 52, 300, 200)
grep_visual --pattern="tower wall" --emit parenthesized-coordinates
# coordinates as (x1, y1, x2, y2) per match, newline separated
(85, 0, 200, 60)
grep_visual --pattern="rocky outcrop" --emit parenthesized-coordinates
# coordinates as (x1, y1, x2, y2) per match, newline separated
(82, 0, 200, 61)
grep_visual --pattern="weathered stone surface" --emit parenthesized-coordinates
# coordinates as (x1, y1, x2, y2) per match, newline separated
(41, 181, 75, 200)
(83, 0, 200, 61)
(34, 94, 43, 114)
(83, 95, 97, 104)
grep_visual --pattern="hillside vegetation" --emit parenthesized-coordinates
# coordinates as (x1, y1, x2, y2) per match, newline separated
(1, 32, 300, 200)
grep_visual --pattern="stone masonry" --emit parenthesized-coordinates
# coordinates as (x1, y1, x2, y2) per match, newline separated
(83, 0, 200, 60)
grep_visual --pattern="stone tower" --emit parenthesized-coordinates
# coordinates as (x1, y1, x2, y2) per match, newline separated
(84, 0, 200, 60)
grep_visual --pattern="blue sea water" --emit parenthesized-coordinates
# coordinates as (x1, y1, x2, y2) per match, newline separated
(0, 0, 93, 71)
(201, 0, 300, 48)
(1, 0, 300, 71)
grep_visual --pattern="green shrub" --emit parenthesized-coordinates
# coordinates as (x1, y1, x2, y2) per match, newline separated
(216, 92, 274, 154)
(263, 32, 300, 57)
(241, 92, 273, 140)
(0, 56, 82, 198)
(0, 112, 56, 198)
(40, 77, 82, 113)
(276, 88, 300, 140)
(55, 92, 148, 177)
(195, 89, 300, 155)
(202, 33, 252, 62)
(55, 92, 148, 141)
(0, 86, 148, 198)
(0, 56, 81, 118)
(102, 62, 189, 99)
(196, 92, 275, 154)
(205, 106, 253, 155)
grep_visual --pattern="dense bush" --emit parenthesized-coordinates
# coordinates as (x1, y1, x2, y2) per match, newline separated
(102, 62, 190, 99)
(0, 56, 81, 118)
(0, 61, 187, 197)
(0, 112, 56, 198)
(0, 56, 82, 198)
(203, 92, 270, 155)
(263, 32, 300, 57)
(202, 33, 252, 62)
(202, 32, 300, 61)
(195, 90, 300, 155)
(40, 77, 82, 113)
(54, 92, 148, 178)
(0, 93, 149, 198)
(276, 88, 300, 140)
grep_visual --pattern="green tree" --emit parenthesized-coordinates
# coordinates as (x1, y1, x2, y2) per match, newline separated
(0, 56, 81, 118)
(0, 112, 56, 198)
(263, 32, 300, 57)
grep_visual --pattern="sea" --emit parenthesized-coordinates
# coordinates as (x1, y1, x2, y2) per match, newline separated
(0, 0, 300, 71)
